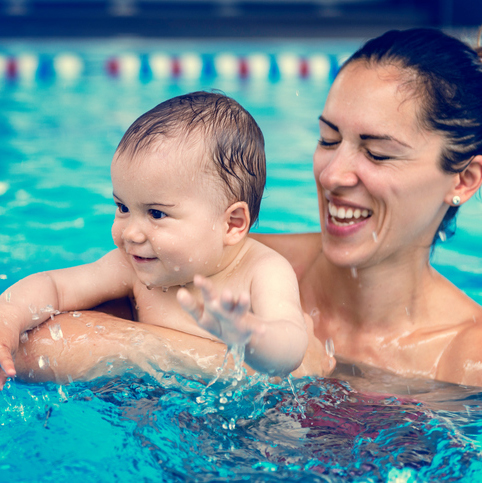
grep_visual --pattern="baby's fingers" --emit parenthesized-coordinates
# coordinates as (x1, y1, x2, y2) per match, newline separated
(177, 287, 203, 321)
(193, 275, 216, 304)
(0, 346, 16, 389)
(220, 290, 250, 316)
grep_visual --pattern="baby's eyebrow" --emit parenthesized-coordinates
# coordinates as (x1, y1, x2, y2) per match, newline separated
(148, 202, 176, 208)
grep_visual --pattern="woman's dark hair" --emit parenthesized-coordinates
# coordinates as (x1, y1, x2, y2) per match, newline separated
(342, 28, 482, 245)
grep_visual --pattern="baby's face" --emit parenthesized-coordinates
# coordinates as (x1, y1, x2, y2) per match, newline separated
(110, 140, 229, 289)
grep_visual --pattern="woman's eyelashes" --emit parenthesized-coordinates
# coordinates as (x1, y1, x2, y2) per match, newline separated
(365, 150, 393, 162)
(318, 137, 393, 162)
(318, 137, 339, 147)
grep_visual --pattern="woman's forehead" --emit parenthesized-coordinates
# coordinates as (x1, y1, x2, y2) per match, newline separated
(323, 62, 422, 134)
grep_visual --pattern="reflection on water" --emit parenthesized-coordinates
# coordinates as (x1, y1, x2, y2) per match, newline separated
(1, 364, 480, 482)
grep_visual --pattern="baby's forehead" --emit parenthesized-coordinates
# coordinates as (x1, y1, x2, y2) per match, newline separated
(113, 135, 218, 183)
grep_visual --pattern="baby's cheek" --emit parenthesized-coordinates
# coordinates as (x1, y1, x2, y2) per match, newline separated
(111, 221, 123, 247)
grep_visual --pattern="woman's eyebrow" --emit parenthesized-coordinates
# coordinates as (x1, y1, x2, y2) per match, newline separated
(360, 134, 412, 148)
(318, 115, 339, 132)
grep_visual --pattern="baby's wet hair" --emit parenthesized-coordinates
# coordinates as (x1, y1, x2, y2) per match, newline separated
(116, 91, 266, 228)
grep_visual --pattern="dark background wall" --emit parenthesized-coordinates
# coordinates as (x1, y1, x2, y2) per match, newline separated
(0, 0, 481, 38)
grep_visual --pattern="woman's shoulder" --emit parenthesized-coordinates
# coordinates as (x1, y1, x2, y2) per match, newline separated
(249, 232, 322, 280)
(430, 272, 482, 386)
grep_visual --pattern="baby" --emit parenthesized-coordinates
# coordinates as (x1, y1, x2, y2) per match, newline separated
(0, 91, 308, 385)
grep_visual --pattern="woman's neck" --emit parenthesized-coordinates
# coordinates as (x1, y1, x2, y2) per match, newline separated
(301, 248, 435, 333)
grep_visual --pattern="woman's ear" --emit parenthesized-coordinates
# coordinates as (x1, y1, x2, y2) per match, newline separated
(445, 155, 482, 205)
(223, 201, 250, 246)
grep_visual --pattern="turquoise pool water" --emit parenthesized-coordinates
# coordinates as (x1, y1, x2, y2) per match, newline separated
(0, 39, 481, 482)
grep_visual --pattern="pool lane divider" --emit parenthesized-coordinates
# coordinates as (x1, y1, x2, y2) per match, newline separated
(0, 52, 351, 81)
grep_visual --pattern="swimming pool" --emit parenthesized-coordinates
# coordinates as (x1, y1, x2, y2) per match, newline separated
(0, 38, 481, 482)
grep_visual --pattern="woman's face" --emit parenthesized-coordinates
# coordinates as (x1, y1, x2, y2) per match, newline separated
(313, 61, 457, 269)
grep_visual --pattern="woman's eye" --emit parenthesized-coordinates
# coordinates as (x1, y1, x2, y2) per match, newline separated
(318, 138, 340, 147)
(149, 209, 167, 219)
(116, 203, 129, 213)
(366, 150, 392, 162)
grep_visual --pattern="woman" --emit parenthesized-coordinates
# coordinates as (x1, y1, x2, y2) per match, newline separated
(13, 28, 482, 387)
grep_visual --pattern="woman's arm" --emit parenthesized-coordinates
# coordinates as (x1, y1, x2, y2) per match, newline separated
(14, 310, 332, 385)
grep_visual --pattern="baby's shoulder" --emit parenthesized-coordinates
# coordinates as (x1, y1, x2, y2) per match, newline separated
(242, 238, 299, 282)
(244, 237, 293, 265)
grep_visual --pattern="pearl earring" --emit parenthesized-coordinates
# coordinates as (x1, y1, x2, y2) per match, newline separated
(452, 195, 461, 206)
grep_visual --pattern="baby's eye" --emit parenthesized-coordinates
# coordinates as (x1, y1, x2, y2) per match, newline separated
(149, 209, 167, 219)
(116, 203, 129, 214)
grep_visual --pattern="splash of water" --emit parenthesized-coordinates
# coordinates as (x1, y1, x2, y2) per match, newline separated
(286, 374, 306, 419)
(48, 324, 64, 341)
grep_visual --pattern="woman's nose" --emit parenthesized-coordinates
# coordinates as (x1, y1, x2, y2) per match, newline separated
(122, 219, 147, 244)
(314, 144, 359, 191)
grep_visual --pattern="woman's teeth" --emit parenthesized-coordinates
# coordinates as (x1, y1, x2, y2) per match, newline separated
(328, 202, 371, 225)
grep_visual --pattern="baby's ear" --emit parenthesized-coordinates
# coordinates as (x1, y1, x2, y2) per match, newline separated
(224, 201, 250, 246)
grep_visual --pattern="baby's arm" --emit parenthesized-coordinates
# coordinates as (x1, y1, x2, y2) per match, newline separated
(0, 249, 133, 383)
(177, 254, 308, 377)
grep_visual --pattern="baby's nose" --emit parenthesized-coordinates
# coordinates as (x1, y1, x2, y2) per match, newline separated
(122, 220, 147, 244)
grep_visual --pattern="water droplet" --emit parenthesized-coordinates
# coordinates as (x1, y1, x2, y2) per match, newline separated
(325, 338, 335, 357)
(20, 332, 29, 343)
(28, 369, 34, 378)
(49, 324, 64, 341)
(31, 314, 40, 321)
(72, 311, 82, 318)
(67, 374, 74, 384)
(95, 325, 105, 333)
(438, 230, 446, 242)
(350, 267, 358, 278)
(310, 308, 320, 317)
(196, 396, 206, 404)
(6, 292, 11, 302)
(219, 397, 228, 404)
(38, 355, 49, 369)
(372, 231, 378, 242)
(405, 307, 410, 316)
(40, 305, 55, 314)
(228, 418, 236, 430)
(188, 257, 193, 263)
(162, 286, 169, 292)
(0, 274, 6, 280)
(174, 266, 180, 272)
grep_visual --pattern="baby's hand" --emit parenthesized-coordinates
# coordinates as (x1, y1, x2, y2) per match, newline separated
(0, 323, 19, 389)
(177, 275, 252, 347)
